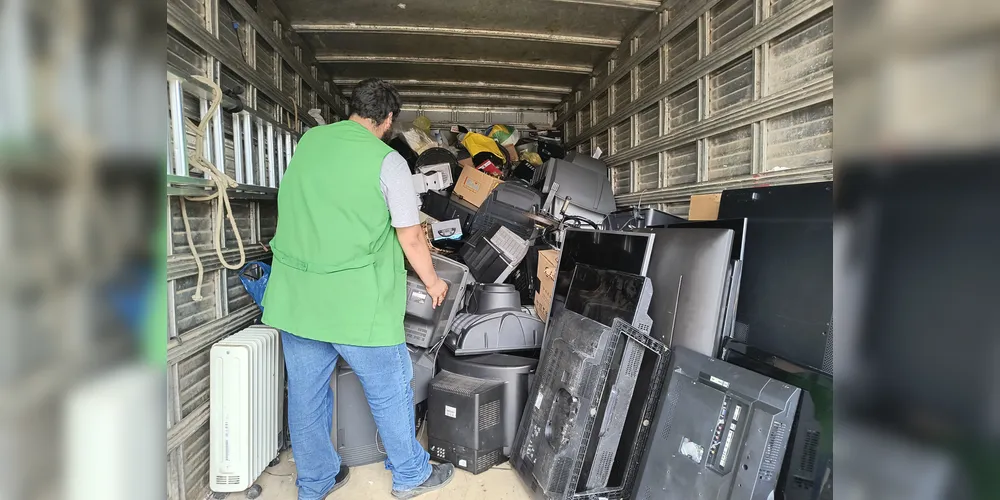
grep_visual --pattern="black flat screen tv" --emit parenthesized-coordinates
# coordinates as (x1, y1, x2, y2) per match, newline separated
(717, 182, 833, 374)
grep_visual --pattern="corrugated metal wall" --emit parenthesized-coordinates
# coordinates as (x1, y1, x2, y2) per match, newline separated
(557, 0, 833, 216)
(166, 0, 342, 498)
(397, 106, 555, 131)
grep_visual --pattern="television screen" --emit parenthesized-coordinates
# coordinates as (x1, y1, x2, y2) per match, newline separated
(565, 264, 650, 327)
(639, 228, 734, 356)
(717, 182, 833, 374)
(668, 218, 748, 261)
(554, 229, 655, 301)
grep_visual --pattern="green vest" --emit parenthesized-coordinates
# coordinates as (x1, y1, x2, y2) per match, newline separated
(261, 120, 406, 346)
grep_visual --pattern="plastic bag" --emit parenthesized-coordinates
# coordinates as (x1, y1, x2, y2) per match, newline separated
(239, 261, 271, 312)
(486, 124, 521, 146)
(460, 131, 505, 159)
(521, 151, 543, 167)
(413, 115, 432, 132)
(402, 127, 437, 155)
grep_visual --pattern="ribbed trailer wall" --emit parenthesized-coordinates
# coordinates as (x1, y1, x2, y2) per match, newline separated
(165, 0, 341, 497)
(556, 0, 833, 216)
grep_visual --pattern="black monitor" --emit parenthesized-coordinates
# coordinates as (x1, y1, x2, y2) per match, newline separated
(565, 264, 652, 328)
(723, 345, 833, 500)
(546, 230, 656, 338)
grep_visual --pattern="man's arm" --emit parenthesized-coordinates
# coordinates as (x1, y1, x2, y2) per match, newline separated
(396, 225, 439, 287)
(380, 152, 447, 306)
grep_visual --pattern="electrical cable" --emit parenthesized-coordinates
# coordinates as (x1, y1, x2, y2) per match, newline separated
(179, 76, 246, 301)
(561, 215, 600, 230)
(375, 429, 385, 454)
(225, 3, 250, 64)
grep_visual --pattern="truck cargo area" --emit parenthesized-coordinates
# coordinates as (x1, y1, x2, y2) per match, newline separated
(166, 0, 834, 498)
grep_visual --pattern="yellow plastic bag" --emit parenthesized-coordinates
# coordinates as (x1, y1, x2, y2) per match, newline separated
(413, 115, 432, 133)
(521, 151, 543, 167)
(460, 132, 505, 159)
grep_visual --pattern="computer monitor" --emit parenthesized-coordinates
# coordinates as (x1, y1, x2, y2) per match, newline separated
(564, 264, 652, 330)
(536, 158, 616, 221)
(554, 229, 655, 301)
(403, 254, 471, 348)
(549, 229, 655, 332)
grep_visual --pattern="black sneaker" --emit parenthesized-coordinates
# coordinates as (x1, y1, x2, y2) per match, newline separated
(322, 465, 351, 497)
(391, 463, 455, 499)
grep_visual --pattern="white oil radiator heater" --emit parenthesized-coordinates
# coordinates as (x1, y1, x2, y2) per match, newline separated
(210, 325, 284, 496)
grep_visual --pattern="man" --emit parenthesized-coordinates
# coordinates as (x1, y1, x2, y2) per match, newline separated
(261, 78, 454, 500)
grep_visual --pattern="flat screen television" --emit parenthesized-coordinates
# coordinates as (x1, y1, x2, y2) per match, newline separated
(717, 182, 833, 374)
(633, 347, 801, 500)
(668, 218, 748, 261)
(638, 228, 734, 356)
(565, 264, 653, 329)
(723, 345, 834, 500)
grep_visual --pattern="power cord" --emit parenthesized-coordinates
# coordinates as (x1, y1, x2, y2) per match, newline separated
(225, 3, 250, 64)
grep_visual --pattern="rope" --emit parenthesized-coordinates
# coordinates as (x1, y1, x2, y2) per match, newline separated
(180, 75, 247, 301)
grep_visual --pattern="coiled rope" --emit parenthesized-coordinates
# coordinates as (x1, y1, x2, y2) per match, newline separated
(180, 75, 246, 301)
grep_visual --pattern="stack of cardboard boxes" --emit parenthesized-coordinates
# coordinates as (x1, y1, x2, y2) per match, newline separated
(534, 249, 559, 322)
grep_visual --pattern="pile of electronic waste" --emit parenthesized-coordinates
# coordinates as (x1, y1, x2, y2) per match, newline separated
(337, 116, 834, 500)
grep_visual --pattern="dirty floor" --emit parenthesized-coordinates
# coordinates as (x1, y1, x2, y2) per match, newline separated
(251, 433, 533, 500)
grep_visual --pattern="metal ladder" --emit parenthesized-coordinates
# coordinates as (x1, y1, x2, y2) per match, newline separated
(167, 72, 298, 189)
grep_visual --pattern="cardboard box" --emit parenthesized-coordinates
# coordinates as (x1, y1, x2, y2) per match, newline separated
(504, 143, 519, 163)
(536, 249, 559, 283)
(689, 193, 722, 221)
(538, 273, 555, 299)
(453, 166, 503, 208)
(534, 286, 553, 323)
(458, 157, 474, 170)
(536, 248, 559, 301)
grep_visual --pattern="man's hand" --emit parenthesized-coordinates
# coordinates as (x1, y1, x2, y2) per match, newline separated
(425, 278, 449, 309)
(396, 224, 446, 307)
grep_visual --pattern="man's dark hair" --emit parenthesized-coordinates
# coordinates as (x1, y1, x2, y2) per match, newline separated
(349, 78, 402, 123)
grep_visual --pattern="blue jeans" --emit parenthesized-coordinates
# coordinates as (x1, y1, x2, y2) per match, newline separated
(280, 331, 432, 500)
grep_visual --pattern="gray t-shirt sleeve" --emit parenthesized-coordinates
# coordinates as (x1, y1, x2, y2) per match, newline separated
(380, 151, 422, 228)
